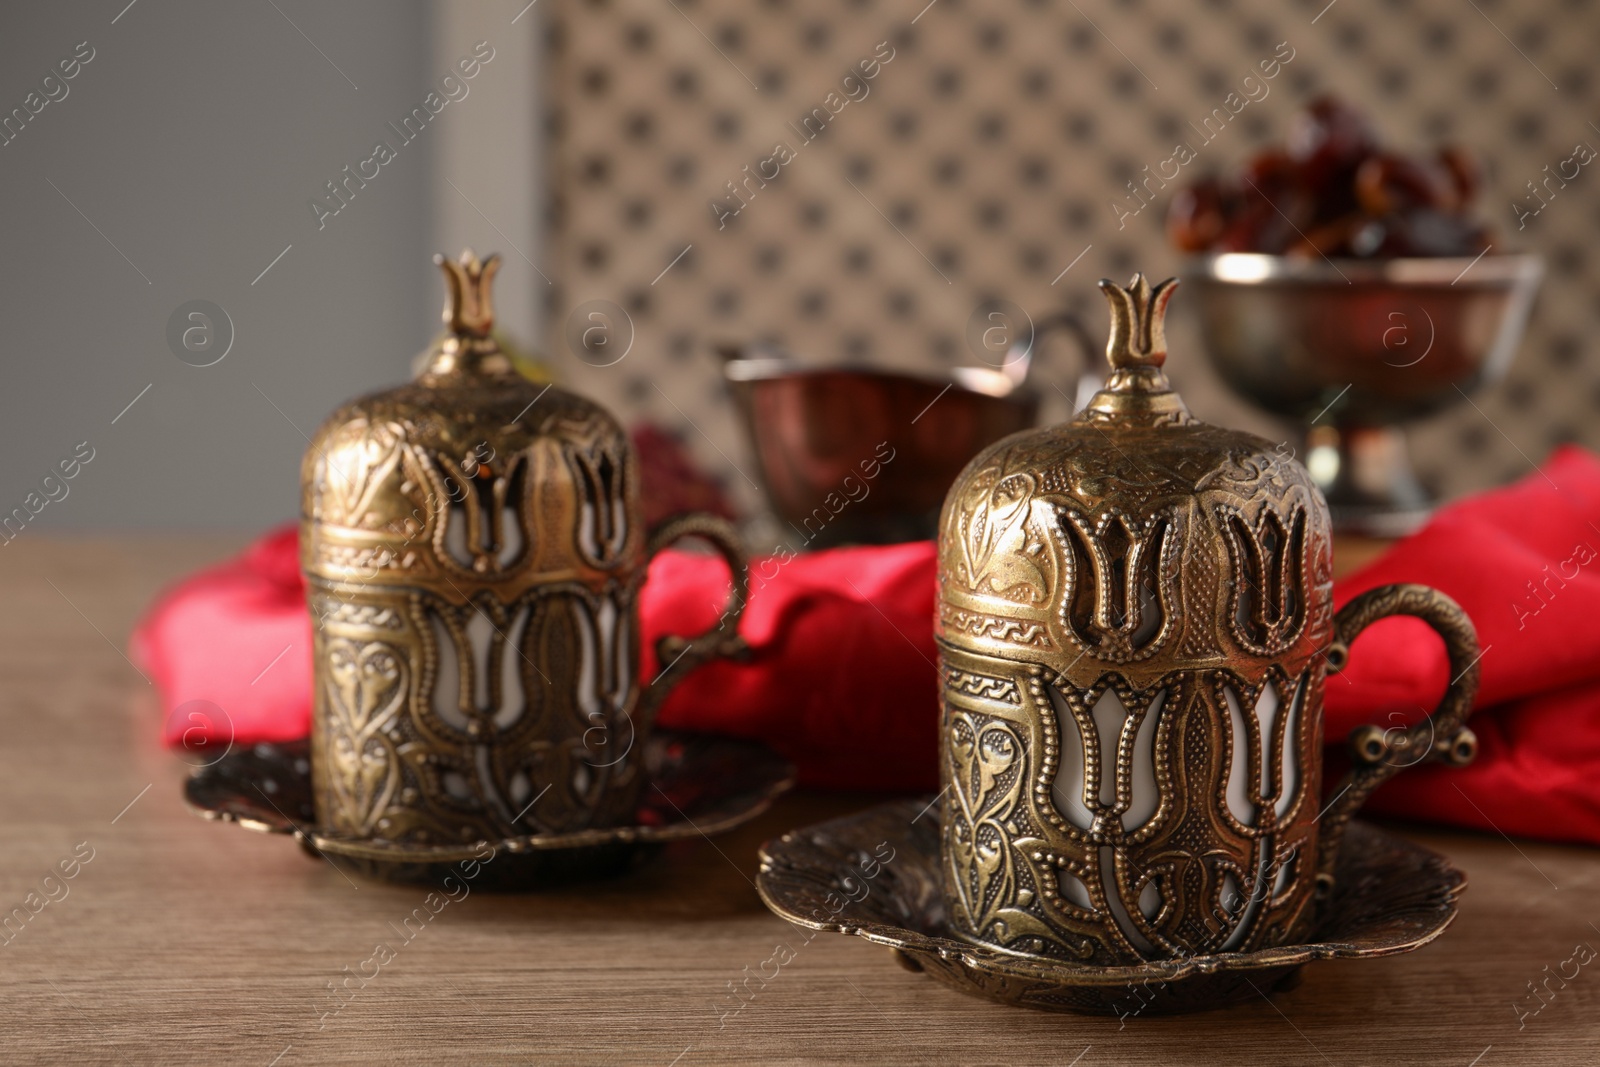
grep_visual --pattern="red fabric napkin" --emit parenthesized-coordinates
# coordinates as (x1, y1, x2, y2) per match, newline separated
(130, 532, 942, 791)
(1323, 446, 1600, 844)
(132, 446, 1600, 844)
(134, 527, 311, 748)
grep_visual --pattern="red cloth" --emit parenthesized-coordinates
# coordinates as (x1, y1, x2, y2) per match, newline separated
(1323, 446, 1600, 844)
(131, 532, 941, 791)
(134, 528, 311, 748)
(132, 447, 1600, 843)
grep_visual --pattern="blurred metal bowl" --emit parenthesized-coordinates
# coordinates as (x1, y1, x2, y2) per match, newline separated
(720, 345, 1039, 547)
(1187, 252, 1543, 535)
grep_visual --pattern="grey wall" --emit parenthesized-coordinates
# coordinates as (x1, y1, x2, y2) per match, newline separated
(0, 1, 531, 532)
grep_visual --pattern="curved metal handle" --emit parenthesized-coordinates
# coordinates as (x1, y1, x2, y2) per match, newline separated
(1021, 311, 1102, 420)
(1031, 311, 1101, 368)
(1315, 583, 1481, 895)
(639, 513, 751, 716)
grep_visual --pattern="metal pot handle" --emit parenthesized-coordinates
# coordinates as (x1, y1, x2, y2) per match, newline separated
(1315, 583, 1480, 896)
(1020, 311, 1103, 420)
(638, 513, 751, 716)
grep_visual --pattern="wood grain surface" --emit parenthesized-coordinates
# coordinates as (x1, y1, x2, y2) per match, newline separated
(0, 537, 1596, 1066)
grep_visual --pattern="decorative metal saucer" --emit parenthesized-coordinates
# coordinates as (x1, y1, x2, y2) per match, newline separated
(756, 798, 1464, 1015)
(186, 730, 795, 885)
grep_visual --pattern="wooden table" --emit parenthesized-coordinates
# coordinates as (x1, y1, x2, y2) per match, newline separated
(2, 537, 1598, 1065)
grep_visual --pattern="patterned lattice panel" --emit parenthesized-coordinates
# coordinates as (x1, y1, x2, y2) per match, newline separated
(541, 0, 1600, 516)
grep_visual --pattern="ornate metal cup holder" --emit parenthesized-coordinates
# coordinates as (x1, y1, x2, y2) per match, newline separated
(185, 729, 795, 886)
(756, 798, 1465, 1015)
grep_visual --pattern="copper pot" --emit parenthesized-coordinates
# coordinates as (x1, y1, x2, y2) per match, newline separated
(721, 330, 1100, 547)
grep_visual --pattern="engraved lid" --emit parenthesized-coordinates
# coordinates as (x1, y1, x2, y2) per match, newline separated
(936, 274, 1332, 681)
(301, 250, 641, 600)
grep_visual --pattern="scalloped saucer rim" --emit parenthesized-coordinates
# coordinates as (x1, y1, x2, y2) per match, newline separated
(756, 797, 1465, 1014)
(184, 729, 796, 864)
